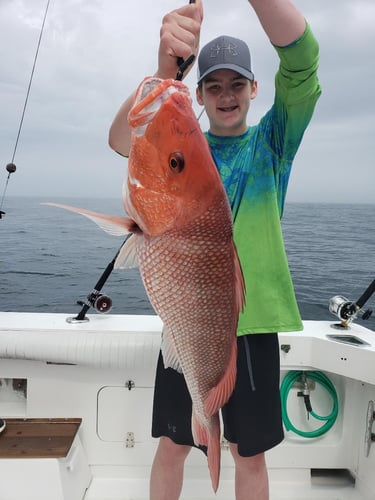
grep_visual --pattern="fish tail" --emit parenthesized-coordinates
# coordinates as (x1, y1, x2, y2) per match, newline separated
(204, 337, 237, 417)
(192, 413, 221, 493)
(208, 415, 221, 493)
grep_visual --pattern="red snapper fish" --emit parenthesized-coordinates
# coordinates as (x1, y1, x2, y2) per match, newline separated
(45, 77, 245, 492)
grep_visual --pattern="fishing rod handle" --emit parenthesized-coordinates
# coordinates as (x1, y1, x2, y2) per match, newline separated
(177, 0, 196, 67)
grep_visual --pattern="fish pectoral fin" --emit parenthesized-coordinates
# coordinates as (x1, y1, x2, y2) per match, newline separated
(114, 234, 138, 269)
(42, 202, 135, 236)
(161, 326, 182, 373)
(204, 338, 237, 418)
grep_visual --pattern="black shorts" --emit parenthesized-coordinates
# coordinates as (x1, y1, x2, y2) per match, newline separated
(151, 333, 284, 457)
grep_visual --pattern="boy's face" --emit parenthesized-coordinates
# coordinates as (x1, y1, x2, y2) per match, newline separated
(196, 69, 258, 137)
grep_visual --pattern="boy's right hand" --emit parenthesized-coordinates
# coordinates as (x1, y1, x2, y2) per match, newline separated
(156, 0, 203, 80)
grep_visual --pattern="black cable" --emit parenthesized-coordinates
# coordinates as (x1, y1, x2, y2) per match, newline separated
(11, 0, 52, 164)
(1, 0, 52, 214)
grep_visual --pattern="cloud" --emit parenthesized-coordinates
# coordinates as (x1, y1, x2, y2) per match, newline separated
(0, 0, 374, 204)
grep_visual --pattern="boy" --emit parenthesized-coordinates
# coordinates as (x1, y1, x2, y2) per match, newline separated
(109, 1, 320, 498)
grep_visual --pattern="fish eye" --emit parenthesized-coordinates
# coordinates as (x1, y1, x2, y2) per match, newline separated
(169, 152, 185, 173)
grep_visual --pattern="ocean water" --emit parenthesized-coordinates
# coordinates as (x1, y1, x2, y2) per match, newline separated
(1, 196, 374, 332)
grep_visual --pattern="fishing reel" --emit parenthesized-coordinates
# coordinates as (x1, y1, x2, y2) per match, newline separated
(67, 290, 113, 324)
(66, 237, 130, 324)
(329, 296, 361, 325)
(67, 289, 113, 324)
(77, 291, 113, 314)
(329, 279, 374, 329)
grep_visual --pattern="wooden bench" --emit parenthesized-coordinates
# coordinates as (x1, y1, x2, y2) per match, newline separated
(0, 418, 82, 458)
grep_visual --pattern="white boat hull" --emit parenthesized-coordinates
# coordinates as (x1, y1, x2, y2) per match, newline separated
(1, 312, 375, 499)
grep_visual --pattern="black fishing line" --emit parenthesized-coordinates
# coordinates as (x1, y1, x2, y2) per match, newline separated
(1, 0, 52, 214)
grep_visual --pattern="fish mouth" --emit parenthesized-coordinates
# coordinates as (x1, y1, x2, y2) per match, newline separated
(128, 77, 191, 136)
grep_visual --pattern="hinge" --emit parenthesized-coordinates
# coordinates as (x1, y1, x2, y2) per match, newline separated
(126, 432, 135, 448)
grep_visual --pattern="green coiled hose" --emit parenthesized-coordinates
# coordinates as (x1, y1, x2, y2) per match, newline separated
(280, 371, 339, 438)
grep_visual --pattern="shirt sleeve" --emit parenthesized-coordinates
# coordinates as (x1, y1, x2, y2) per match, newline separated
(274, 23, 321, 105)
(259, 23, 321, 164)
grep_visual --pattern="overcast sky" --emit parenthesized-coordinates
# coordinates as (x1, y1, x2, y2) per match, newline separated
(0, 0, 374, 206)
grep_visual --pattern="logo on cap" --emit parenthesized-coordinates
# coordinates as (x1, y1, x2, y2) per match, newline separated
(210, 41, 239, 58)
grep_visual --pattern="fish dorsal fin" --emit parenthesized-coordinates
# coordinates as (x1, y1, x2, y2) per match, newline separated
(161, 326, 182, 373)
(114, 235, 138, 269)
(42, 202, 134, 236)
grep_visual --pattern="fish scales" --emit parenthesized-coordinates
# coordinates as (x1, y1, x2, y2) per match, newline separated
(43, 77, 245, 492)
(138, 194, 237, 386)
(137, 190, 239, 493)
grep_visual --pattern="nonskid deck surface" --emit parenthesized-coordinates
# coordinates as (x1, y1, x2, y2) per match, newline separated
(84, 487, 363, 500)
(83, 473, 364, 500)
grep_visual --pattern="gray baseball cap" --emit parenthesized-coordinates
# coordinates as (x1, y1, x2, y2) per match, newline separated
(197, 35, 254, 84)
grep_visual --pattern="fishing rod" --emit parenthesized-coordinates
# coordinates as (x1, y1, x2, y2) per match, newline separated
(175, 0, 206, 120)
(66, 236, 131, 324)
(176, 0, 196, 81)
(66, 0, 197, 322)
(329, 278, 375, 329)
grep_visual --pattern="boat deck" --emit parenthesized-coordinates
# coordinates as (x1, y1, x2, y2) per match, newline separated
(83, 471, 363, 500)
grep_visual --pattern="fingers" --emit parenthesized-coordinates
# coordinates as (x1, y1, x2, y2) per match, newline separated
(160, 11, 199, 60)
(156, 1, 203, 80)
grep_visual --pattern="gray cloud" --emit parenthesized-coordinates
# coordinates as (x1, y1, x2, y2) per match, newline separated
(0, 0, 374, 204)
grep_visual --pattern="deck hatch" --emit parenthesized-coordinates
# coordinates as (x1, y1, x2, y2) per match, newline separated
(97, 386, 153, 443)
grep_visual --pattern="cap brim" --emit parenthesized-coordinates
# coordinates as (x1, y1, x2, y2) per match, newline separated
(197, 63, 254, 84)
